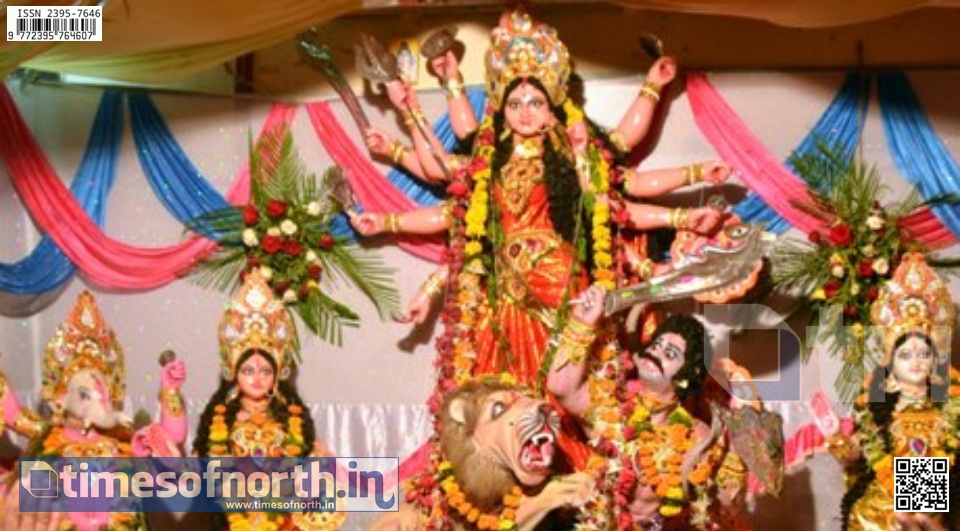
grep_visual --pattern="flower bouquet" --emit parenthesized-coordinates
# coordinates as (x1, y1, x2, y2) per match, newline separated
(188, 129, 400, 349)
(772, 143, 920, 401)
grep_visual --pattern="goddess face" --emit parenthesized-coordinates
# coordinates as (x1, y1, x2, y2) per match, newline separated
(891, 335, 934, 390)
(634, 332, 687, 391)
(503, 81, 554, 139)
(236, 351, 276, 401)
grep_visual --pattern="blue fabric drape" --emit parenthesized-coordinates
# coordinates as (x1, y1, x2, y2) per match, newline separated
(0, 91, 122, 294)
(878, 70, 960, 239)
(127, 94, 356, 239)
(733, 72, 867, 234)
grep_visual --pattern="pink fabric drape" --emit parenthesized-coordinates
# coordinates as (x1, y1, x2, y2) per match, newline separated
(686, 73, 829, 234)
(305, 101, 445, 264)
(899, 207, 957, 249)
(0, 86, 296, 290)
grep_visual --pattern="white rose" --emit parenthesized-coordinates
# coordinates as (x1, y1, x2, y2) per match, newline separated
(850, 283, 860, 296)
(831, 265, 846, 278)
(267, 227, 281, 237)
(280, 219, 298, 236)
(305, 250, 319, 263)
(306, 201, 321, 217)
(259, 266, 273, 280)
(283, 289, 298, 303)
(873, 258, 890, 275)
(242, 229, 259, 248)
(866, 215, 885, 231)
(861, 244, 876, 258)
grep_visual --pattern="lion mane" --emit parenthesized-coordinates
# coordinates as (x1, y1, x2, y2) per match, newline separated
(438, 381, 540, 512)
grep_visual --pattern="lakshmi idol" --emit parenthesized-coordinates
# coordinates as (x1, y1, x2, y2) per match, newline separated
(820, 253, 959, 531)
(192, 270, 345, 531)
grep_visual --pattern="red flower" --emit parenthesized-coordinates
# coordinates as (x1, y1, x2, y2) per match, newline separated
(446, 181, 468, 197)
(828, 223, 853, 247)
(866, 287, 880, 301)
(858, 259, 874, 278)
(318, 234, 335, 250)
(273, 280, 290, 294)
(298, 284, 311, 300)
(246, 255, 260, 269)
(824, 279, 842, 299)
(242, 205, 259, 226)
(261, 235, 283, 254)
(283, 239, 303, 257)
(477, 130, 494, 146)
(308, 264, 322, 280)
(266, 199, 288, 219)
(843, 305, 858, 318)
(808, 231, 822, 244)
(452, 206, 467, 219)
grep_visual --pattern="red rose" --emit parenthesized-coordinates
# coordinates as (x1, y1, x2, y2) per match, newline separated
(858, 259, 874, 278)
(246, 255, 260, 269)
(242, 205, 259, 226)
(273, 280, 290, 294)
(808, 231, 822, 244)
(266, 199, 288, 219)
(446, 181, 468, 197)
(452, 205, 467, 219)
(298, 284, 311, 300)
(261, 235, 283, 254)
(866, 287, 880, 301)
(843, 305, 858, 318)
(308, 264, 322, 280)
(828, 223, 853, 247)
(318, 234, 335, 250)
(824, 279, 842, 299)
(283, 239, 303, 257)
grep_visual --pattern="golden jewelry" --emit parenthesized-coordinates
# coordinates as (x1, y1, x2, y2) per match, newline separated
(639, 80, 662, 103)
(715, 452, 748, 491)
(384, 213, 403, 234)
(633, 258, 654, 280)
(441, 71, 466, 99)
(825, 433, 854, 461)
(389, 140, 408, 165)
(669, 208, 688, 230)
(683, 163, 704, 185)
(609, 130, 630, 154)
(421, 273, 447, 299)
(161, 388, 184, 417)
(14, 409, 47, 438)
(440, 199, 455, 226)
(401, 110, 417, 129)
(557, 317, 598, 366)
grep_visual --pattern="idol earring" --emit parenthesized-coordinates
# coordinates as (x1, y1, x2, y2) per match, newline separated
(500, 126, 513, 142)
(677, 380, 689, 389)
(885, 373, 900, 394)
(227, 385, 239, 403)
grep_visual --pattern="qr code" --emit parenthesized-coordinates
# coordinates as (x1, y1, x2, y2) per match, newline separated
(894, 457, 949, 512)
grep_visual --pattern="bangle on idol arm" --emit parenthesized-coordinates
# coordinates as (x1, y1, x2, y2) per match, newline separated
(384, 213, 404, 234)
(14, 409, 47, 438)
(556, 317, 598, 367)
(668, 207, 689, 230)
(441, 71, 466, 99)
(161, 387, 184, 417)
(639, 79, 662, 103)
(683, 163, 704, 185)
(609, 130, 631, 154)
(421, 272, 447, 299)
(389, 140, 408, 165)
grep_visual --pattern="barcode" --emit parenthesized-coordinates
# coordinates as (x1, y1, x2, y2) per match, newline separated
(894, 457, 950, 513)
(6, 6, 102, 42)
(16, 18, 97, 34)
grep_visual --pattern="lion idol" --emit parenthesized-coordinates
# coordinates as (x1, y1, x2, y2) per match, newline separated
(0, 291, 187, 531)
(372, 376, 595, 531)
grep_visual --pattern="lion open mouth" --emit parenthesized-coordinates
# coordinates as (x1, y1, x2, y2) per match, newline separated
(519, 427, 555, 473)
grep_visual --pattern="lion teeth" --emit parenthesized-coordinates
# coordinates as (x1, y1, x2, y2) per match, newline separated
(531, 433, 554, 446)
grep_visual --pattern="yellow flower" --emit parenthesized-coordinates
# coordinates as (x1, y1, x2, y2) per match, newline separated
(811, 288, 826, 301)
(498, 373, 517, 386)
(666, 487, 684, 500)
(465, 241, 483, 256)
(850, 323, 864, 338)
(594, 252, 613, 268)
(563, 100, 585, 122)
(872, 454, 893, 473)
(629, 406, 650, 425)
(660, 505, 682, 517)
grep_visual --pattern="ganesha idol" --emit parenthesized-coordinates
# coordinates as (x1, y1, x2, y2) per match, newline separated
(0, 291, 187, 531)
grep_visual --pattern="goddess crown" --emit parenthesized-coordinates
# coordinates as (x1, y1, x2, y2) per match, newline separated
(218, 270, 296, 381)
(42, 291, 125, 405)
(485, 8, 571, 110)
(870, 252, 955, 364)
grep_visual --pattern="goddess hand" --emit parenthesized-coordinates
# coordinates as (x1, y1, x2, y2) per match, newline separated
(161, 359, 186, 390)
(572, 284, 606, 327)
(702, 161, 733, 185)
(429, 50, 460, 80)
(364, 127, 395, 158)
(685, 207, 722, 234)
(647, 56, 678, 86)
(386, 80, 414, 109)
(397, 292, 433, 325)
(349, 212, 385, 236)
(538, 472, 596, 510)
